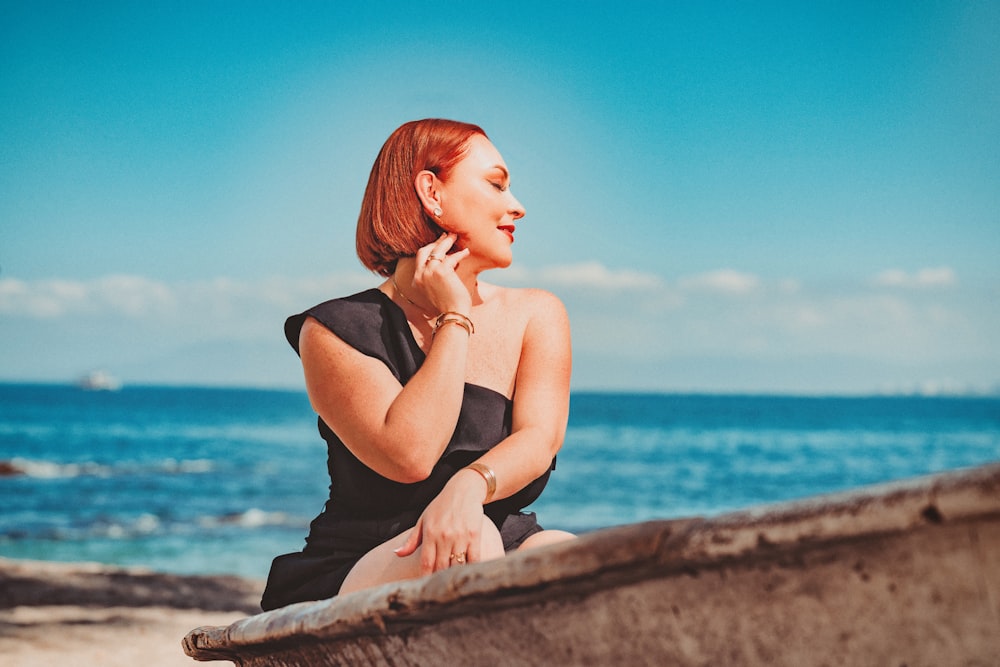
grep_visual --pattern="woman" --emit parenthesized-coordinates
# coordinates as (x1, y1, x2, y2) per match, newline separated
(261, 119, 574, 610)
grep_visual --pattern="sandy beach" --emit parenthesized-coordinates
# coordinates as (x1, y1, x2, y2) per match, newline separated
(0, 557, 264, 667)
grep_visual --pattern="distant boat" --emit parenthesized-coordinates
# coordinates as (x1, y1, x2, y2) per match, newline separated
(76, 370, 122, 392)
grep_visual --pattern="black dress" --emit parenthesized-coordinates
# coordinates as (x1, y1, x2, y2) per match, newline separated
(260, 289, 552, 611)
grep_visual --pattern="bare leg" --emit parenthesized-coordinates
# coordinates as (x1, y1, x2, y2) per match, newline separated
(339, 515, 505, 596)
(517, 529, 576, 551)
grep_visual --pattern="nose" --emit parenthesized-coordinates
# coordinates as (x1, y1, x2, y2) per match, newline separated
(509, 192, 526, 220)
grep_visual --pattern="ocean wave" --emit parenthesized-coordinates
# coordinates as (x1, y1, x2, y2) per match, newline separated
(196, 508, 298, 530)
(0, 458, 114, 478)
(90, 513, 164, 539)
(0, 508, 308, 542)
(0, 457, 215, 479)
(156, 458, 215, 474)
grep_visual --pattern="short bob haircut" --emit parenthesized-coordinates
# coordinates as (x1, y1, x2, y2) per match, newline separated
(356, 119, 487, 277)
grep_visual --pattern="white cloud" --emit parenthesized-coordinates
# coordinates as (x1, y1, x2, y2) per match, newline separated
(93, 275, 177, 317)
(0, 275, 177, 319)
(0, 273, 372, 327)
(536, 261, 662, 290)
(1, 265, 996, 392)
(678, 269, 761, 295)
(0, 276, 172, 318)
(484, 264, 987, 372)
(559, 264, 994, 379)
(873, 267, 957, 289)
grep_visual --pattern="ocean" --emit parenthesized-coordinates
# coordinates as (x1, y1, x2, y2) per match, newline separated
(1, 383, 998, 581)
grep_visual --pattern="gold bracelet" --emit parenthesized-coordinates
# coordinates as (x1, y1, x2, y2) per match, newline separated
(432, 317, 472, 336)
(434, 311, 475, 335)
(465, 462, 496, 503)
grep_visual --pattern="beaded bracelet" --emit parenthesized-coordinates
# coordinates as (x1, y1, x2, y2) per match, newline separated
(432, 311, 475, 336)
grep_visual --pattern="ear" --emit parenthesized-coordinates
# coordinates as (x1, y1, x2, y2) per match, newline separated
(414, 170, 442, 217)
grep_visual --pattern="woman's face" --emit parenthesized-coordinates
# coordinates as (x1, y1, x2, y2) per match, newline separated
(436, 134, 525, 269)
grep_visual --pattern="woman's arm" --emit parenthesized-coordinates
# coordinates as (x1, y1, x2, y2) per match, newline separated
(462, 288, 572, 497)
(394, 289, 572, 572)
(298, 315, 470, 483)
(300, 234, 474, 484)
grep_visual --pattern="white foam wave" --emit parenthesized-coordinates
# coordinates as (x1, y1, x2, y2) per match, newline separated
(1, 508, 307, 543)
(90, 513, 163, 539)
(4, 458, 113, 478)
(155, 458, 215, 474)
(197, 508, 297, 529)
(0, 457, 215, 478)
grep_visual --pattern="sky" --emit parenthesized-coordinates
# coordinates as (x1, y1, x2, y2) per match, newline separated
(1, 0, 998, 394)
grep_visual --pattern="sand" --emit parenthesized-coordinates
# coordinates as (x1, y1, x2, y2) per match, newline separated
(0, 557, 265, 667)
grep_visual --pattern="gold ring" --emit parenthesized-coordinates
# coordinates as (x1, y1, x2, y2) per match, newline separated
(450, 552, 467, 564)
(427, 255, 443, 263)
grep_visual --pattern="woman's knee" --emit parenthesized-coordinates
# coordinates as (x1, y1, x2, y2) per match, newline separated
(480, 515, 504, 560)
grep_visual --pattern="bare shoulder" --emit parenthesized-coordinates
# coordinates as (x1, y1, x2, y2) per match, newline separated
(486, 286, 570, 355)
(298, 314, 337, 350)
(298, 314, 370, 365)
(488, 284, 568, 323)
(523, 288, 569, 336)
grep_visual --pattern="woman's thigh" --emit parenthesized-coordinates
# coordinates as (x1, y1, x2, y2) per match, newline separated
(516, 529, 576, 551)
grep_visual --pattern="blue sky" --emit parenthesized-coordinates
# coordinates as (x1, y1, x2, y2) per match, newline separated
(2, 1, 998, 394)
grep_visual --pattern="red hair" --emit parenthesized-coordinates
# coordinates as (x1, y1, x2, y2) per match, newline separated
(356, 119, 487, 276)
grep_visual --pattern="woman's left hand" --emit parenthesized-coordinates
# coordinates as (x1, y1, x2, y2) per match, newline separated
(393, 469, 487, 574)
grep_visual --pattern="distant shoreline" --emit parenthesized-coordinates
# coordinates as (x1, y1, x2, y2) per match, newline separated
(0, 556, 264, 613)
(0, 379, 998, 398)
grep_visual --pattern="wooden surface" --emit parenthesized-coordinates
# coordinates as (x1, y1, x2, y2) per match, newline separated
(184, 463, 1000, 666)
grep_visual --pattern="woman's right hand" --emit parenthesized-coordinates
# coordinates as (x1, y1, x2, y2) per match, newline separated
(393, 467, 489, 573)
(411, 233, 472, 315)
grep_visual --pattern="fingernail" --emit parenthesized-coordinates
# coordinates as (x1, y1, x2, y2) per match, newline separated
(392, 547, 402, 554)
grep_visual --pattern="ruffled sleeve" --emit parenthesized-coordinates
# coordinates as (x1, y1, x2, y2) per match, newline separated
(284, 289, 424, 384)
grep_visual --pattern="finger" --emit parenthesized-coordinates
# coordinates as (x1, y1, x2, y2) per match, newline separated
(428, 233, 459, 260)
(416, 243, 451, 276)
(413, 245, 435, 270)
(420, 541, 437, 575)
(464, 518, 482, 564)
(435, 542, 454, 572)
(444, 247, 470, 266)
(414, 233, 447, 264)
(393, 521, 423, 558)
(466, 537, 480, 564)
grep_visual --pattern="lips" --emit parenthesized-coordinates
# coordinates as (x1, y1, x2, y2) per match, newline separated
(498, 225, 516, 242)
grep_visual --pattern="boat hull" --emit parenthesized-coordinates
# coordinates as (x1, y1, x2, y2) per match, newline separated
(184, 463, 1000, 666)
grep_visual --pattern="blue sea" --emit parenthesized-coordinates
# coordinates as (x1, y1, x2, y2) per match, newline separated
(1, 383, 998, 580)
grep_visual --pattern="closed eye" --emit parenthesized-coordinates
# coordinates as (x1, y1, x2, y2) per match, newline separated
(489, 165, 510, 192)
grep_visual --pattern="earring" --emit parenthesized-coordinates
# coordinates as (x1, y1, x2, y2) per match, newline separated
(433, 207, 442, 217)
